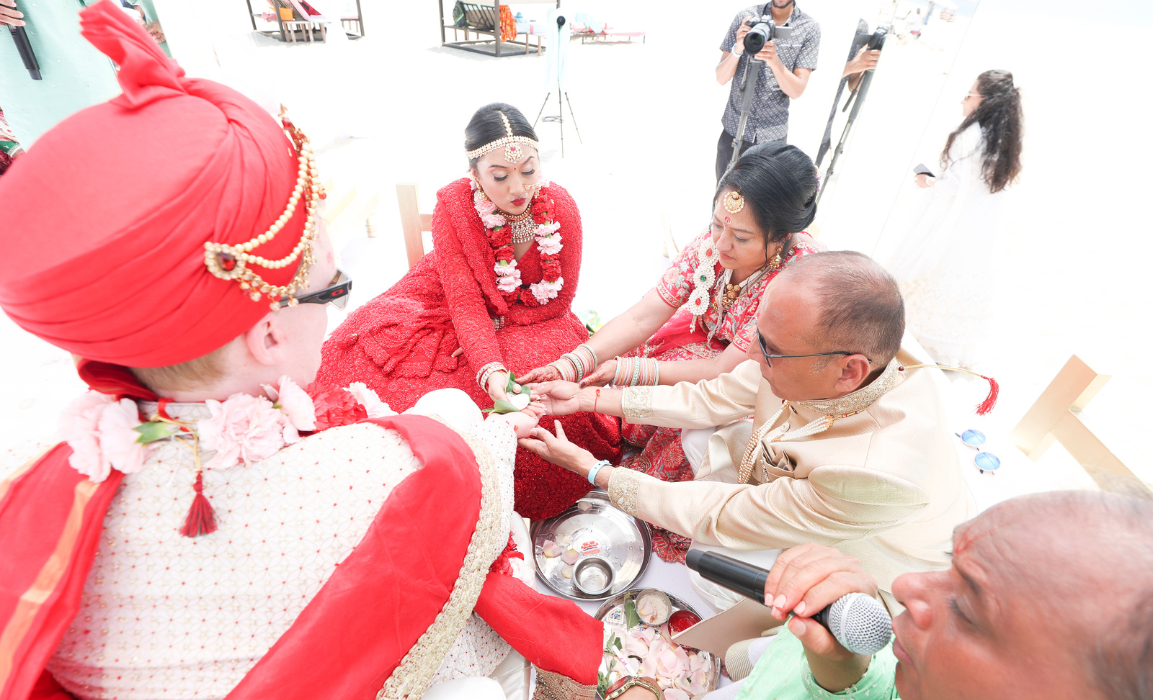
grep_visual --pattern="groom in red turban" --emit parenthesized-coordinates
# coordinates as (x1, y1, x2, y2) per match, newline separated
(0, 3, 605, 700)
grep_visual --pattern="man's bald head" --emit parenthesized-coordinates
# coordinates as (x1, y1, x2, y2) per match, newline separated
(961, 491, 1153, 699)
(773, 251, 904, 367)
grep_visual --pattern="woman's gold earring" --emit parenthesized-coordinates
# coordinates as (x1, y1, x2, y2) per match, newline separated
(473, 175, 489, 201)
(769, 251, 783, 270)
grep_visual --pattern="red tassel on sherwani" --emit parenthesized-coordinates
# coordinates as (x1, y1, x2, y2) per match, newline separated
(180, 470, 217, 537)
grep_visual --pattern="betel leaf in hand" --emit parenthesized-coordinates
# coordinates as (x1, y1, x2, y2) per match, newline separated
(506, 371, 523, 395)
(483, 398, 522, 415)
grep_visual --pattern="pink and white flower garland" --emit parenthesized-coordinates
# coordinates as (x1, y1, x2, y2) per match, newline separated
(59, 377, 392, 482)
(471, 177, 565, 306)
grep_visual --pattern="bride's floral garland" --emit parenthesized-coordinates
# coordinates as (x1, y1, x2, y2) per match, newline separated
(471, 178, 564, 307)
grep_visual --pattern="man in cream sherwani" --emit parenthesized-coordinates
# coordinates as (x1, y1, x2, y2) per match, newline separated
(525, 251, 976, 610)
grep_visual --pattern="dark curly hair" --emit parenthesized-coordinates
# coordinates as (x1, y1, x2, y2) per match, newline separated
(941, 70, 1023, 194)
(714, 142, 818, 255)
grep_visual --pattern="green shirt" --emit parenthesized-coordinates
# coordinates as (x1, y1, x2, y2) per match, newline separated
(736, 627, 899, 700)
(0, 0, 120, 145)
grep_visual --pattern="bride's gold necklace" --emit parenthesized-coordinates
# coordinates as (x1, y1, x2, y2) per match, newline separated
(497, 206, 537, 244)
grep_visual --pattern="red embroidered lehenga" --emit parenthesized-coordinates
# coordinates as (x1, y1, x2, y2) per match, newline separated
(318, 178, 620, 520)
(620, 231, 818, 561)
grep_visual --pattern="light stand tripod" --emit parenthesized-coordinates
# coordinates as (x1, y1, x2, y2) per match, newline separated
(725, 57, 765, 173)
(815, 28, 887, 207)
(533, 15, 582, 157)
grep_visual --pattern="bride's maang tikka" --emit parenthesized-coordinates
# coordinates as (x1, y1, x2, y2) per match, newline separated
(203, 105, 320, 311)
(465, 111, 539, 165)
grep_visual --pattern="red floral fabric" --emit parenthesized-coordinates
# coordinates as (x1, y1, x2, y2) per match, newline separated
(622, 233, 817, 562)
(318, 178, 620, 520)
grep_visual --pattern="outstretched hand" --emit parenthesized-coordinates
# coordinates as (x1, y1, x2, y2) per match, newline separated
(518, 421, 595, 476)
(490, 401, 546, 439)
(528, 380, 582, 416)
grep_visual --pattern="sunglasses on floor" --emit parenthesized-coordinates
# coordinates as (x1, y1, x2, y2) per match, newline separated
(278, 268, 352, 310)
(956, 429, 1001, 474)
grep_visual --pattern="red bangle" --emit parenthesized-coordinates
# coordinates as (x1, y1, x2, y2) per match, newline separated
(594, 388, 601, 414)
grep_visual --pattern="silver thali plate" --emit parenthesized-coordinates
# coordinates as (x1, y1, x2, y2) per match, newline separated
(594, 588, 721, 698)
(530, 489, 652, 601)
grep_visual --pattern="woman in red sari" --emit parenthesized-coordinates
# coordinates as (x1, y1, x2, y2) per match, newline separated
(521, 143, 821, 560)
(318, 103, 619, 520)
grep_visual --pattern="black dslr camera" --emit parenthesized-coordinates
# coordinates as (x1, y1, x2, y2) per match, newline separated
(854, 25, 888, 52)
(743, 17, 793, 56)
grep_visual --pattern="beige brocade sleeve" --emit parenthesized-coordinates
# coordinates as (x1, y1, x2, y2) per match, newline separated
(608, 464, 930, 551)
(621, 360, 763, 428)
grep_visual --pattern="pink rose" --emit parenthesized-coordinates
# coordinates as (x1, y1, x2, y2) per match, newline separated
(475, 197, 497, 216)
(536, 221, 560, 236)
(59, 391, 116, 482)
(481, 212, 506, 229)
(346, 382, 393, 419)
(263, 375, 316, 431)
(625, 633, 650, 658)
(98, 398, 147, 474)
(198, 393, 290, 469)
(537, 233, 563, 256)
(656, 646, 685, 679)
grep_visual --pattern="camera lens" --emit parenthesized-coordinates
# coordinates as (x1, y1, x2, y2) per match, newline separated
(744, 23, 769, 55)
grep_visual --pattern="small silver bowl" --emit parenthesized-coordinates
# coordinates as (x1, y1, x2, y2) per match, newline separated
(635, 589, 673, 626)
(572, 556, 615, 596)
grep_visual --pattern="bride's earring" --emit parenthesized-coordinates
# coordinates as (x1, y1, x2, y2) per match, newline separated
(769, 248, 783, 270)
(472, 174, 489, 201)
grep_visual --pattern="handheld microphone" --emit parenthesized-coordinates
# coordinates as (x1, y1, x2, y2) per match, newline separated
(685, 550, 892, 655)
(8, 25, 41, 80)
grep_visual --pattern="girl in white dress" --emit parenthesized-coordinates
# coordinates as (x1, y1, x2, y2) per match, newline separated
(885, 70, 1024, 367)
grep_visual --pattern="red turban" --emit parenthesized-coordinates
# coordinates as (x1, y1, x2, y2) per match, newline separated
(0, 0, 311, 368)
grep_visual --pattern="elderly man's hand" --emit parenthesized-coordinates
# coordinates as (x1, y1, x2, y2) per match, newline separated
(1, 0, 25, 27)
(765, 543, 880, 683)
(518, 421, 598, 478)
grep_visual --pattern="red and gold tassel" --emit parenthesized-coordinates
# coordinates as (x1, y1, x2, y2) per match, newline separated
(902, 364, 999, 416)
(180, 469, 217, 538)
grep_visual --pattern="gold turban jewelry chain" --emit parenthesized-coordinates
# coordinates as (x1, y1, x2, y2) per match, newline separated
(464, 112, 539, 165)
(203, 105, 320, 311)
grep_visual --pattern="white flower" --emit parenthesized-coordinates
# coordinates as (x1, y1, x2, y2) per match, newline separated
(493, 259, 519, 276)
(537, 232, 563, 256)
(497, 275, 522, 293)
(346, 382, 394, 418)
(97, 398, 148, 475)
(198, 393, 291, 469)
(263, 376, 316, 431)
(529, 278, 563, 304)
(536, 221, 561, 236)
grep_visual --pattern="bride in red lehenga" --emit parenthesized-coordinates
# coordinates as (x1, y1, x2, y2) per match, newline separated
(317, 103, 620, 519)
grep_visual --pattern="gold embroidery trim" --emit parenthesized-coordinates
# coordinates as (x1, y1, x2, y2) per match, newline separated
(621, 386, 654, 421)
(376, 430, 503, 699)
(608, 467, 643, 517)
(532, 668, 596, 700)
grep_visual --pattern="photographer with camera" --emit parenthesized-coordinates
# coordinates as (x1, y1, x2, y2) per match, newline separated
(715, 1, 820, 181)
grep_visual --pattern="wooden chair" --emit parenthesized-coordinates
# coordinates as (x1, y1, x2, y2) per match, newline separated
(396, 183, 432, 268)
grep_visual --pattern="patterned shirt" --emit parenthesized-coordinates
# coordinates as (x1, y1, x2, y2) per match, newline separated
(655, 230, 817, 352)
(720, 3, 821, 143)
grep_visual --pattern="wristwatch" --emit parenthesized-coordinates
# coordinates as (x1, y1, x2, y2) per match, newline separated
(604, 676, 663, 700)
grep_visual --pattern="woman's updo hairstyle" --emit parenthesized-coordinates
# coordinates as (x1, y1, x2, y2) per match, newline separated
(465, 103, 539, 170)
(715, 142, 819, 249)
